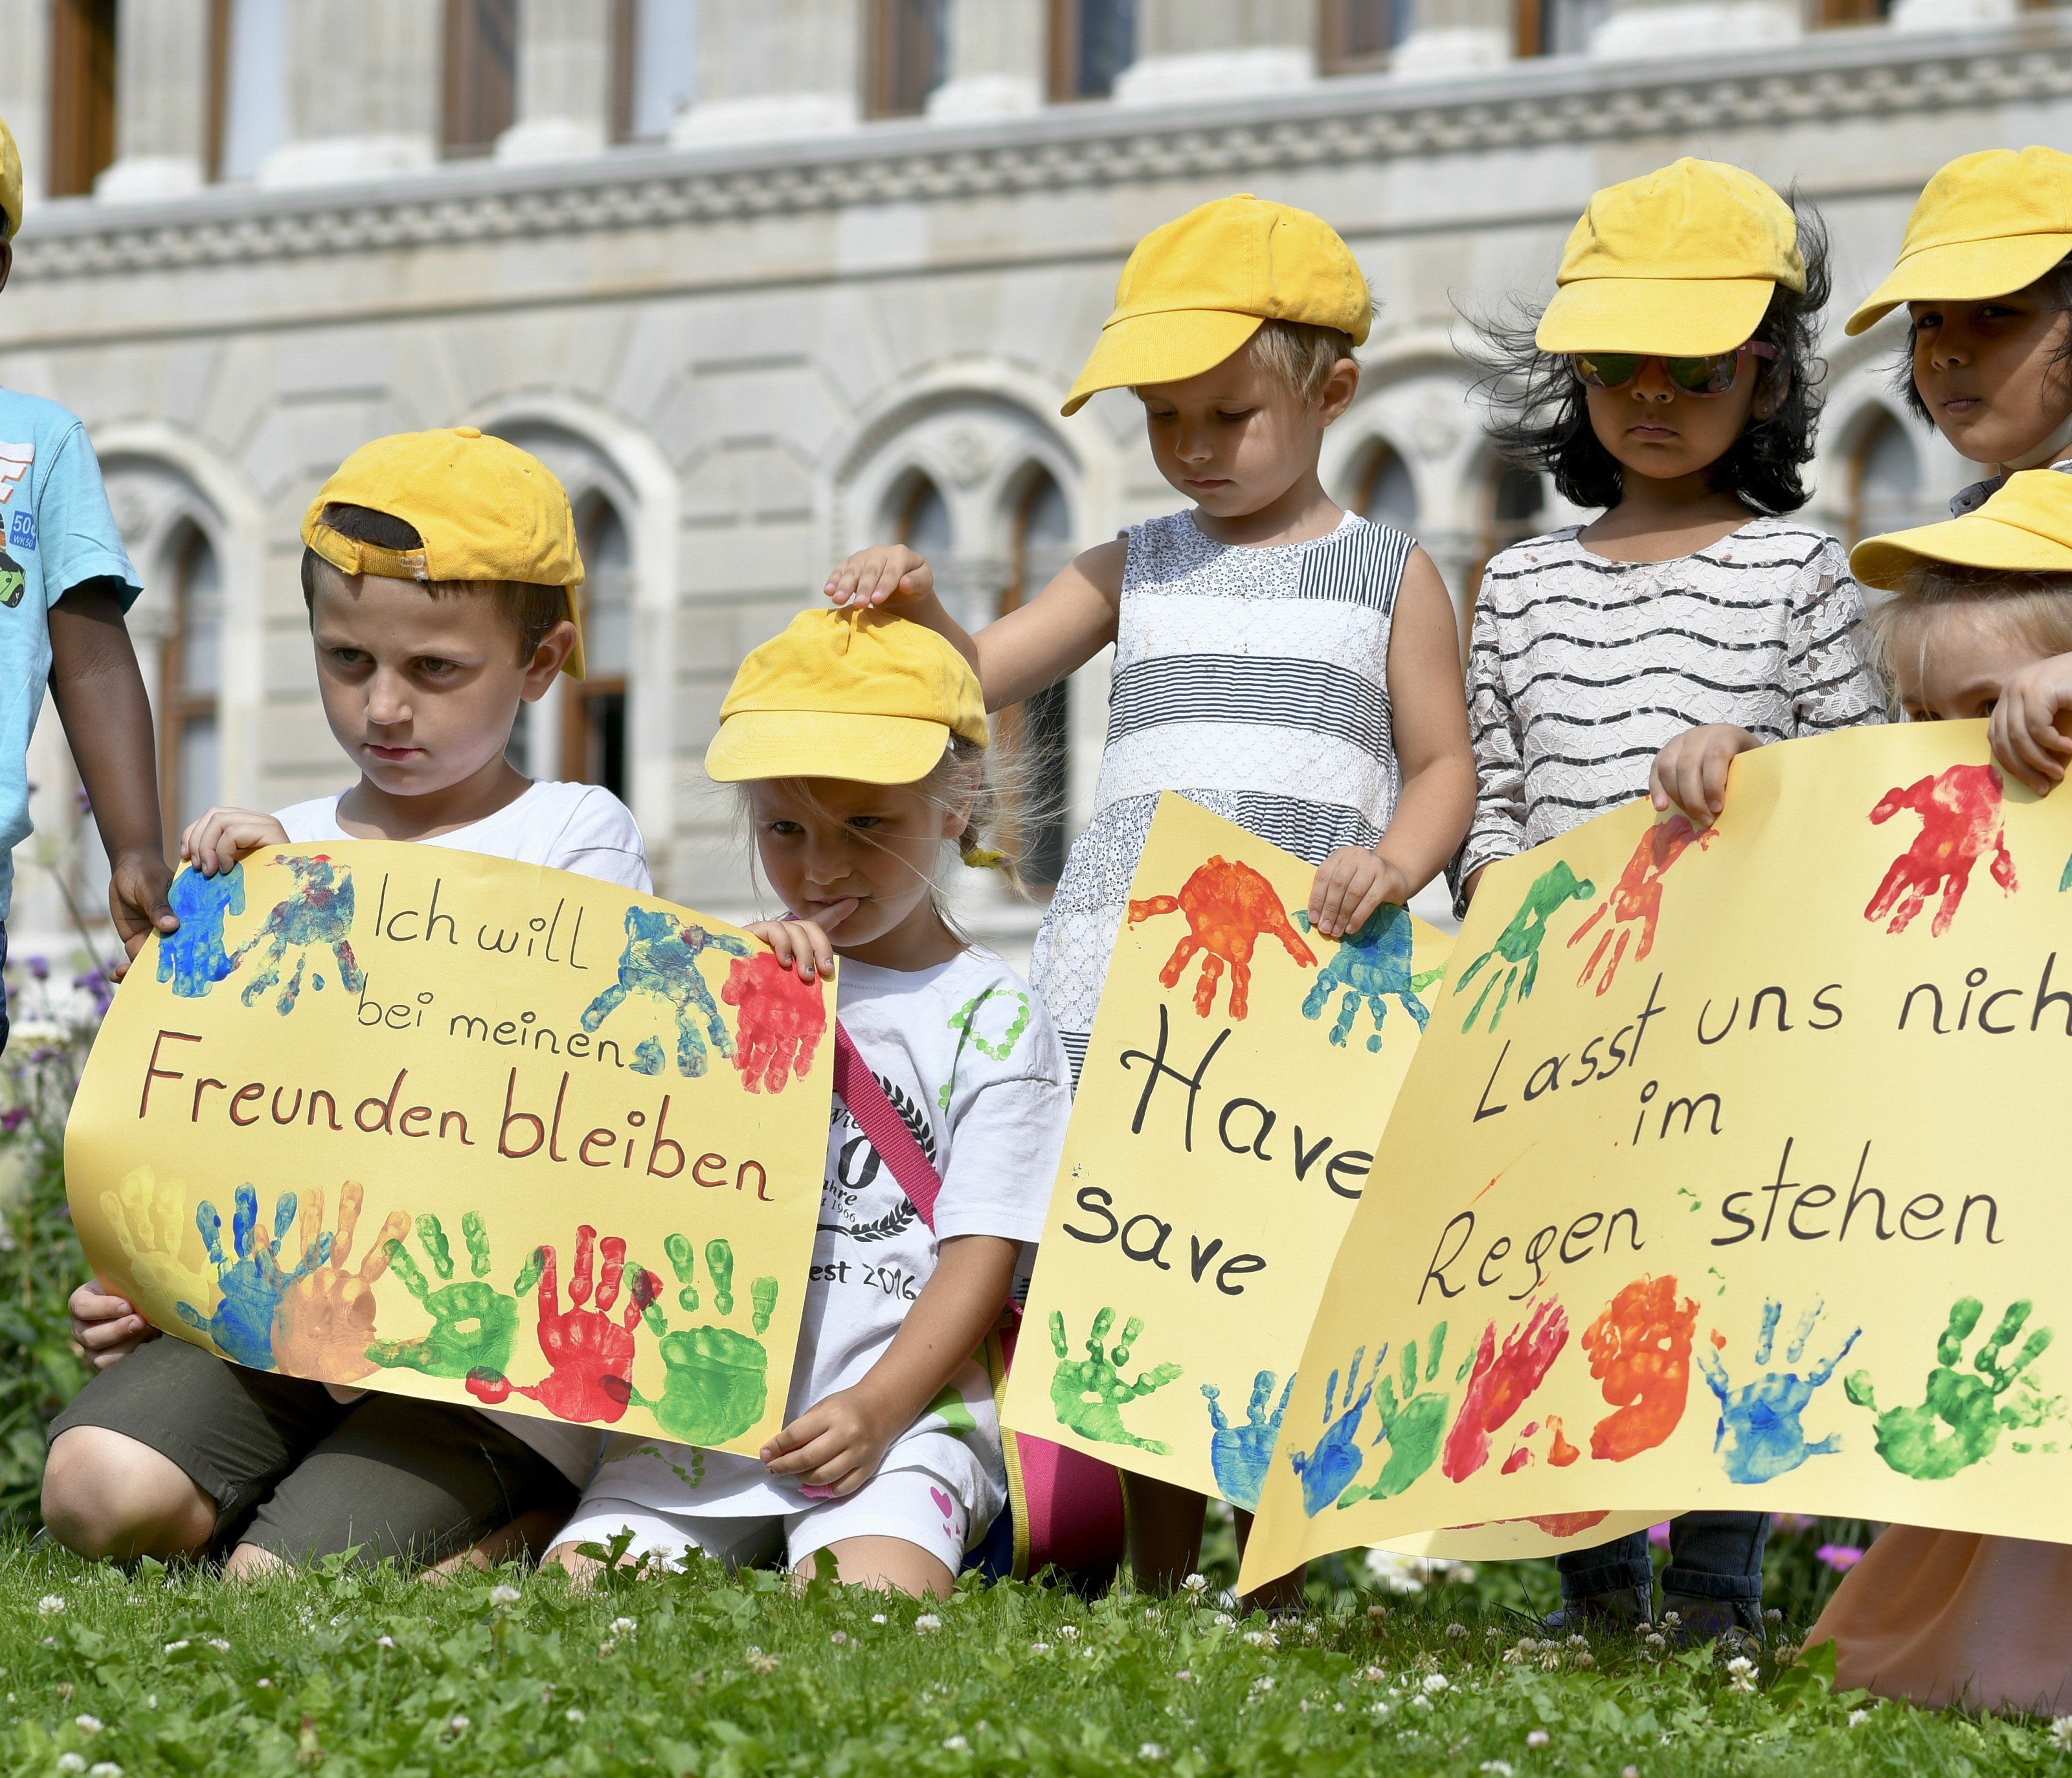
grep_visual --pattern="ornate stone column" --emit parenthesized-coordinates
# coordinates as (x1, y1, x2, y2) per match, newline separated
(673, 0, 862, 146)
(96, 0, 212, 201)
(261, 0, 440, 186)
(498, 0, 611, 162)
(1391, 0, 1511, 78)
(1113, 0, 1316, 106)
(0, 0, 51, 210)
(1591, 0, 1799, 60)
(928, 0, 1046, 122)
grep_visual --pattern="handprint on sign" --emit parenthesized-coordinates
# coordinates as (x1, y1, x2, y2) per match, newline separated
(366, 1212, 524, 1381)
(1699, 1298, 1861, 1483)
(1048, 1307, 1184, 1454)
(1202, 1370, 1296, 1511)
(98, 1167, 217, 1321)
(272, 1182, 411, 1383)
(158, 865, 245, 998)
(1568, 816, 1713, 996)
(175, 1186, 333, 1370)
(1338, 1323, 1452, 1507)
(1127, 857, 1316, 1020)
(1453, 861, 1595, 1033)
(605, 1233, 781, 1445)
(1845, 1298, 2057, 1480)
(720, 952, 826, 1094)
(234, 855, 365, 1014)
(581, 907, 751, 1078)
(1441, 1301, 1570, 1481)
(1582, 1275, 1699, 1462)
(1292, 905, 1444, 1051)
(466, 1227, 661, 1423)
(1865, 764, 2020, 937)
(1288, 1347, 1382, 1515)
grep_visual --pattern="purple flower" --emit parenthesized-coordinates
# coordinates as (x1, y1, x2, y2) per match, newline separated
(74, 787, 92, 816)
(25, 956, 47, 981)
(1770, 1513, 1816, 1535)
(1815, 1544, 1864, 1573)
(1647, 1522, 1672, 1549)
(0, 1107, 25, 1134)
(28, 1047, 56, 1066)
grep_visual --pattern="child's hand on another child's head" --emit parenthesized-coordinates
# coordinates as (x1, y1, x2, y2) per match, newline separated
(824, 545, 935, 610)
(181, 807, 291, 879)
(68, 1277, 155, 1369)
(1307, 847, 1408, 940)
(745, 917, 844, 981)
(1649, 725, 1760, 824)
(1989, 653, 2072, 796)
(760, 1384, 903, 1496)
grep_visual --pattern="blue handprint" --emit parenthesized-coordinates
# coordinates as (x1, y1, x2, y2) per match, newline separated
(1287, 1346, 1382, 1516)
(159, 865, 245, 997)
(581, 907, 750, 1078)
(1698, 1298, 1860, 1484)
(175, 1186, 332, 1371)
(1294, 906, 1445, 1052)
(1202, 1369, 1296, 1510)
(235, 855, 364, 1014)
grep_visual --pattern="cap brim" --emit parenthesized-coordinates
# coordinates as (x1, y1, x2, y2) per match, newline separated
(1845, 232, 2072, 336)
(1851, 512, 2072, 591)
(704, 709, 952, 785)
(1534, 278, 1777, 357)
(1061, 309, 1264, 416)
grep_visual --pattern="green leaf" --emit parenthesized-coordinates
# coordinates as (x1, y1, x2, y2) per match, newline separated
(1769, 1636, 1839, 1712)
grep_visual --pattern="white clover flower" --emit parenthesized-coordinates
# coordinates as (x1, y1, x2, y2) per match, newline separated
(830, 1632, 850, 1646)
(565, 1707, 586, 1724)
(1772, 1642, 1799, 1665)
(747, 1649, 779, 1675)
(1181, 1573, 1209, 1595)
(125, 1599, 143, 1610)
(1410, 1695, 1432, 1712)
(1643, 1632, 1667, 1651)
(448, 1715, 469, 1732)
(1362, 1665, 1386, 1682)
(1480, 1763, 1515, 1776)
(1243, 1630, 1276, 1649)
(871, 1614, 888, 1625)
(1623, 1768, 1641, 1778)
(1566, 1633, 1588, 1649)
(489, 1585, 521, 1606)
(89, 1765, 122, 1778)
(2053, 1717, 2072, 1752)
(1366, 1603, 1388, 1620)
(609, 1617, 636, 1636)
(73, 1716, 102, 1734)
(1421, 1674, 1448, 1695)
(1848, 1709, 1871, 1727)
(1058, 1624, 1080, 1640)
(914, 1614, 943, 1635)
(1526, 1729, 1550, 1750)
(162, 1641, 188, 1654)
(1213, 1612, 1235, 1628)
(1571, 1652, 1594, 1671)
(1028, 1641, 1050, 1654)
(1174, 1669, 1193, 1682)
(1300, 1620, 1322, 1642)
(1250, 1676, 1274, 1694)
(1728, 1671, 1757, 1695)
(1539, 1652, 1562, 1672)
(376, 1636, 396, 1650)
(38, 1596, 65, 1615)
(256, 1680, 272, 1689)
(1445, 1623, 1469, 1639)
(942, 1736, 968, 1752)
(208, 1639, 229, 1653)
(1138, 1744, 1166, 1762)
(1764, 1608, 1783, 1625)
(1369, 1700, 1391, 1717)
(57, 1756, 85, 1775)
(1725, 1656, 1757, 1679)
(1660, 1610, 1682, 1628)
(1143, 1606, 1161, 1622)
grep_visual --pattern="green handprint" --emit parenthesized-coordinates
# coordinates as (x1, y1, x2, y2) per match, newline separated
(1845, 1297, 2056, 1480)
(1048, 1307, 1183, 1454)
(1454, 860, 1595, 1033)
(614, 1234, 780, 1445)
(365, 1211, 534, 1380)
(1338, 1322, 1451, 1507)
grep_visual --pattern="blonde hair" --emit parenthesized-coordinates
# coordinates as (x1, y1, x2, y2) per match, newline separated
(1869, 560, 2072, 700)
(1245, 318, 1365, 403)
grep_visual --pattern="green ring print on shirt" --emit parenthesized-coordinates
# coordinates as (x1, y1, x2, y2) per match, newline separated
(938, 985, 1033, 1110)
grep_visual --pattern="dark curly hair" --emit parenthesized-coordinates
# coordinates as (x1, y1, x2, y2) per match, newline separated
(1889, 249, 2072, 424)
(1470, 196, 1832, 516)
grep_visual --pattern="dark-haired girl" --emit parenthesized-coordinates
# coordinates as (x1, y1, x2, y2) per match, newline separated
(1457, 161, 1886, 1644)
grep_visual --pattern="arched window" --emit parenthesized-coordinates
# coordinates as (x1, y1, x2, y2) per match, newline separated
(1846, 411, 1921, 548)
(1321, 0, 1412, 72)
(443, 0, 518, 158)
(999, 470, 1073, 890)
(562, 493, 632, 796)
(866, 0, 949, 118)
(160, 524, 223, 837)
(893, 471, 954, 560)
(1355, 442, 1417, 531)
(1050, 0, 1136, 100)
(1516, 0, 1612, 54)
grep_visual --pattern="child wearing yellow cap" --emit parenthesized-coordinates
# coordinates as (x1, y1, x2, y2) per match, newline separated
(1465, 159, 1887, 1646)
(548, 610, 1069, 1599)
(822, 192, 1476, 1601)
(1794, 468, 2072, 1715)
(48, 429, 649, 1575)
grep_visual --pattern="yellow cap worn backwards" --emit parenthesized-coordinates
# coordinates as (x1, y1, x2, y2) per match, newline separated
(300, 427, 588, 678)
(1851, 468, 2072, 592)
(706, 609, 989, 786)
(1062, 194, 1371, 416)
(0, 114, 21, 241)
(1536, 159, 1803, 358)
(1847, 147, 2072, 337)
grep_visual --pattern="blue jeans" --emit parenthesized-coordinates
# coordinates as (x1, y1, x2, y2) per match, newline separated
(1556, 1511, 1768, 1604)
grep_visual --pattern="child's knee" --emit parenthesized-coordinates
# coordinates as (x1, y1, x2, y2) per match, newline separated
(41, 1427, 214, 1560)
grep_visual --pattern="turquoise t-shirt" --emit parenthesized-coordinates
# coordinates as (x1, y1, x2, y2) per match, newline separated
(0, 392, 140, 921)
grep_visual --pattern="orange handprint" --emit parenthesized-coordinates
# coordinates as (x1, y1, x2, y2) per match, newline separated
(1582, 1274, 1698, 1462)
(1127, 855, 1316, 1020)
(1865, 763, 2018, 937)
(273, 1182, 411, 1383)
(1567, 815, 1713, 995)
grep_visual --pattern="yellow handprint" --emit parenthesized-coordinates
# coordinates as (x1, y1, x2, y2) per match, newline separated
(98, 1167, 218, 1322)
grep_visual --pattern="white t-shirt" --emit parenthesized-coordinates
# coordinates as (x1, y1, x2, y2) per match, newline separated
(587, 948, 1070, 1531)
(276, 778, 650, 1483)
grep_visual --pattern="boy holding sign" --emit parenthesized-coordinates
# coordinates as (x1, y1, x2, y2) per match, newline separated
(49, 430, 648, 1573)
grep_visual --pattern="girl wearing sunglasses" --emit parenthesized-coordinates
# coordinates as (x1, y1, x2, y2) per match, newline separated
(1457, 160, 1886, 1649)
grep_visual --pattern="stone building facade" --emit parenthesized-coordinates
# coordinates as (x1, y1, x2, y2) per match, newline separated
(0, 0, 2056, 958)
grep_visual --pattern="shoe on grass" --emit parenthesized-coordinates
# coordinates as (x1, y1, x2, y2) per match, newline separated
(1660, 1593, 1765, 1656)
(1537, 1583, 1653, 1636)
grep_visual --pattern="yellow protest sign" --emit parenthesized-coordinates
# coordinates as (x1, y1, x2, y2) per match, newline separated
(1001, 793, 1452, 1509)
(1241, 723, 2072, 1590)
(65, 844, 831, 1456)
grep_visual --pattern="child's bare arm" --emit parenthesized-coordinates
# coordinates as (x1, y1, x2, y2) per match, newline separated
(1650, 725, 1761, 824)
(826, 541, 1125, 712)
(48, 582, 175, 965)
(759, 1233, 1018, 1494)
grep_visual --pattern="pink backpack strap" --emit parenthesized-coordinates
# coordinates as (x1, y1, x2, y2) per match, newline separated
(831, 1020, 940, 1232)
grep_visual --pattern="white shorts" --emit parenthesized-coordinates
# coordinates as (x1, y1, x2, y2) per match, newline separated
(559, 1467, 972, 1578)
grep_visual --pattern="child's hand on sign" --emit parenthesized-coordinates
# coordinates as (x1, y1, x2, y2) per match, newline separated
(1307, 847, 1408, 941)
(1649, 725, 1761, 824)
(747, 916, 846, 982)
(68, 1277, 155, 1370)
(181, 805, 290, 877)
(823, 544, 935, 611)
(1988, 651, 2072, 795)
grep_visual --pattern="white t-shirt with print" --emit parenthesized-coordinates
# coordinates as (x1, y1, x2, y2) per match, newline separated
(275, 778, 650, 1483)
(585, 947, 1070, 1533)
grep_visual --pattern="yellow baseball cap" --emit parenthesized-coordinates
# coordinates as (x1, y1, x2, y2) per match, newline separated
(0, 113, 22, 240)
(1851, 469, 2072, 591)
(300, 427, 587, 678)
(706, 609, 988, 785)
(1535, 159, 1804, 357)
(1847, 148, 2072, 337)
(1061, 194, 1371, 416)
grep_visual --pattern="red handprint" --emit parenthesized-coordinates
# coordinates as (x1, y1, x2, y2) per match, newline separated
(721, 952, 828, 1094)
(1865, 763, 2019, 937)
(1441, 1300, 1570, 1481)
(1127, 855, 1316, 1020)
(1567, 815, 1713, 995)
(1582, 1274, 1698, 1462)
(466, 1226, 659, 1423)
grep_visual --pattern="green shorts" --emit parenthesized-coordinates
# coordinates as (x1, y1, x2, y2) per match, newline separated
(49, 1335, 575, 1566)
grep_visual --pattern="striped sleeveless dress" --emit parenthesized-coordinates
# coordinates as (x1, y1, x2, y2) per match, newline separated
(1031, 508, 1412, 1079)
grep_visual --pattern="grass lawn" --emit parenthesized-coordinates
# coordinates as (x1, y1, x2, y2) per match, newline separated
(0, 1541, 2063, 1778)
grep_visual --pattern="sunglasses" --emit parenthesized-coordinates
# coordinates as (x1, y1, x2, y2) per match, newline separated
(1571, 342, 1777, 396)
